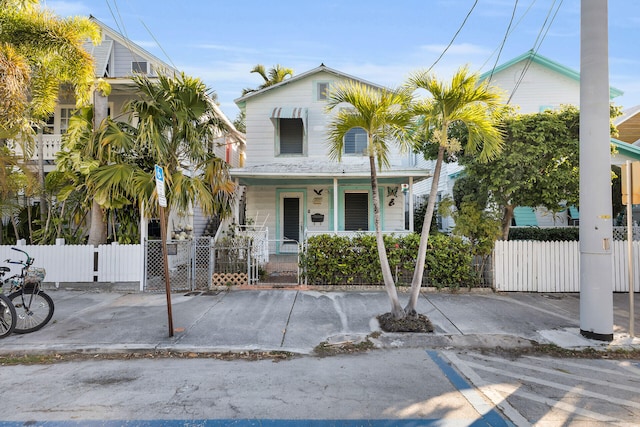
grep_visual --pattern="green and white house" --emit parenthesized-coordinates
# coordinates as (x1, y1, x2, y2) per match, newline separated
(230, 65, 428, 254)
(415, 50, 630, 230)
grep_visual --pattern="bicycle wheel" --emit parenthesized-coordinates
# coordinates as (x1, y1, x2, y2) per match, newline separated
(0, 293, 17, 338)
(9, 286, 54, 334)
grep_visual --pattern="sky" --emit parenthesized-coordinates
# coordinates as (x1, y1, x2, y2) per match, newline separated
(43, 0, 640, 120)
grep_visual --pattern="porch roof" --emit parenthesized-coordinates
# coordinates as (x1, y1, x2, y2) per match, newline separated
(230, 160, 430, 185)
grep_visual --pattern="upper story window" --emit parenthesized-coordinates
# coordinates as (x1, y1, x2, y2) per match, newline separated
(316, 82, 330, 101)
(271, 107, 307, 156)
(59, 108, 74, 134)
(344, 127, 368, 155)
(132, 61, 148, 74)
(278, 118, 304, 155)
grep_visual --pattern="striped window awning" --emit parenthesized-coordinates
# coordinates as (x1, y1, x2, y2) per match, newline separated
(270, 107, 308, 132)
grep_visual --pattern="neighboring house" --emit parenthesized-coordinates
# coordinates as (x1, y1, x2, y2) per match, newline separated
(10, 16, 244, 240)
(416, 50, 626, 230)
(230, 65, 429, 254)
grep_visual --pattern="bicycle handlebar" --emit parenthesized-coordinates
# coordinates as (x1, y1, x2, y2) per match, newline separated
(5, 247, 34, 267)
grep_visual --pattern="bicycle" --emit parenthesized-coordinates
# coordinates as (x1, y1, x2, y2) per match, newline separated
(0, 271, 17, 338)
(2, 247, 54, 334)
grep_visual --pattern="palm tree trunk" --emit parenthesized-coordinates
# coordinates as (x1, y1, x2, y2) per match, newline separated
(369, 155, 404, 318)
(405, 145, 446, 315)
(87, 199, 107, 246)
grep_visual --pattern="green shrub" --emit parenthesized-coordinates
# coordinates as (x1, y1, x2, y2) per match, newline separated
(508, 227, 579, 241)
(300, 233, 477, 288)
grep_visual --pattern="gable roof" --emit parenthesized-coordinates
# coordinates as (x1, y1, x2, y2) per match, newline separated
(87, 16, 177, 78)
(480, 50, 623, 100)
(234, 64, 388, 106)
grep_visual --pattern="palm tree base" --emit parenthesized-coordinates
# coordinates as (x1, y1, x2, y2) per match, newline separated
(377, 312, 434, 333)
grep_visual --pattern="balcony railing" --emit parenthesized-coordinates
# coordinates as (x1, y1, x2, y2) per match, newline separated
(9, 134, 63, 162)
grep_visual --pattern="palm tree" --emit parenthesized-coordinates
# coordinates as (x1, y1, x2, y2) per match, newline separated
(90, 72, 236, 236)
(0, 0, 100, 228)
(241, 64, 294, 95)
(325, 81, 414, 319)
(0, 1, 99, 129)
(404, 66, 504, 315)
(55, 105, 126, 245)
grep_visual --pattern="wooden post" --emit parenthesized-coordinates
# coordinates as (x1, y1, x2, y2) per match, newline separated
(159, 205, 174, 337)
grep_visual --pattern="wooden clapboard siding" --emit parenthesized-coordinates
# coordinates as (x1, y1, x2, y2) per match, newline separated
(488, 60, 579, 114)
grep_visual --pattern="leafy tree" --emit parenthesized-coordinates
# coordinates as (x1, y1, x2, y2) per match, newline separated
(325, 81, 414, 319)
(0, 146, 37, 243)
(460, 106, 580, 239)
(404, 66, 503, 315)
(438, 198, 501, 281)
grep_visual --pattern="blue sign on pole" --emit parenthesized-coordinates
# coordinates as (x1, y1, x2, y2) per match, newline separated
(155, 164, 164, 182)
(155, 165, 167, 207)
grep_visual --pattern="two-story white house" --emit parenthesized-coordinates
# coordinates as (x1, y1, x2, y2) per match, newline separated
(230, 65, 428, 254)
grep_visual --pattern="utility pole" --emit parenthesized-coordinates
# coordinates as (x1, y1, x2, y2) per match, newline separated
(579, 0, 614, 341)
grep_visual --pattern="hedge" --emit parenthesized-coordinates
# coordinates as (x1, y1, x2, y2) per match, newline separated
(299, 233, 477, 288)
(508, 227, 579, 241)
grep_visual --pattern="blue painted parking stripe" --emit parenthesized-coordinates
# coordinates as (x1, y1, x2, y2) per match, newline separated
(426, 350, 511, 427)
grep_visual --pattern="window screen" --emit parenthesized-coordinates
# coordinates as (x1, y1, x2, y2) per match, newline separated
(344, 127, 368, 154)
(344, 193, 369, 231)
(279, 118, 304, 154)
(132, 61, 148, 74)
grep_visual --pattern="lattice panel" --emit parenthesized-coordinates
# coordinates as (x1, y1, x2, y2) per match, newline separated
(211, 272, 248, 288)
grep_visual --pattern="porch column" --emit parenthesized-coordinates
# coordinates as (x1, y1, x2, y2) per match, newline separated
(333, 178, 338, 232)
(409, 177, 414, 232)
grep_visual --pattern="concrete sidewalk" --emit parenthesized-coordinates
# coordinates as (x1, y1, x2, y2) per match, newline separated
(1, 288, 638, 355)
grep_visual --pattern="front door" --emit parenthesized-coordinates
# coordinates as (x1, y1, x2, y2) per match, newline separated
(283, 197, 300, 242)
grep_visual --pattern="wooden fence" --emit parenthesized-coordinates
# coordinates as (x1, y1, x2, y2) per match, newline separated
(0, 243, 143, 287)
(493, 240, 640, 292)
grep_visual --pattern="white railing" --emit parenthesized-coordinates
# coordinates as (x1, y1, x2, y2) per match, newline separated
(305, 230, 412, 239)
(0, 243, 143, 287)
(493, 240, 640, 292)
(9, 135, 63, 162)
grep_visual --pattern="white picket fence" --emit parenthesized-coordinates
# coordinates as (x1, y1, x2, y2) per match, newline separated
(493, 240, 640, 292)
(0, 243, 143, 287)
(2, 240, 639, 293)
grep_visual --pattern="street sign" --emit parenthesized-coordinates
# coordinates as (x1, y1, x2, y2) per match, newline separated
(155, 165, 167, 207)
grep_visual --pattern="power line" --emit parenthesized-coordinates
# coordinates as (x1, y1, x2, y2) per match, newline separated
(138, 19, 177, 71)
(507, 0, 564, 104)
(486, 0, 519, 84)
(424, 0, 479, 74)
(479, 0, 538, 72)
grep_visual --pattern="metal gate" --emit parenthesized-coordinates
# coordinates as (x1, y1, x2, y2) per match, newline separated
(144, 237, 214, 292)
(144, 237, 300, 292)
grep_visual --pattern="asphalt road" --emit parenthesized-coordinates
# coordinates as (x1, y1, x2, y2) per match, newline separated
(1, 348, 639, 426)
